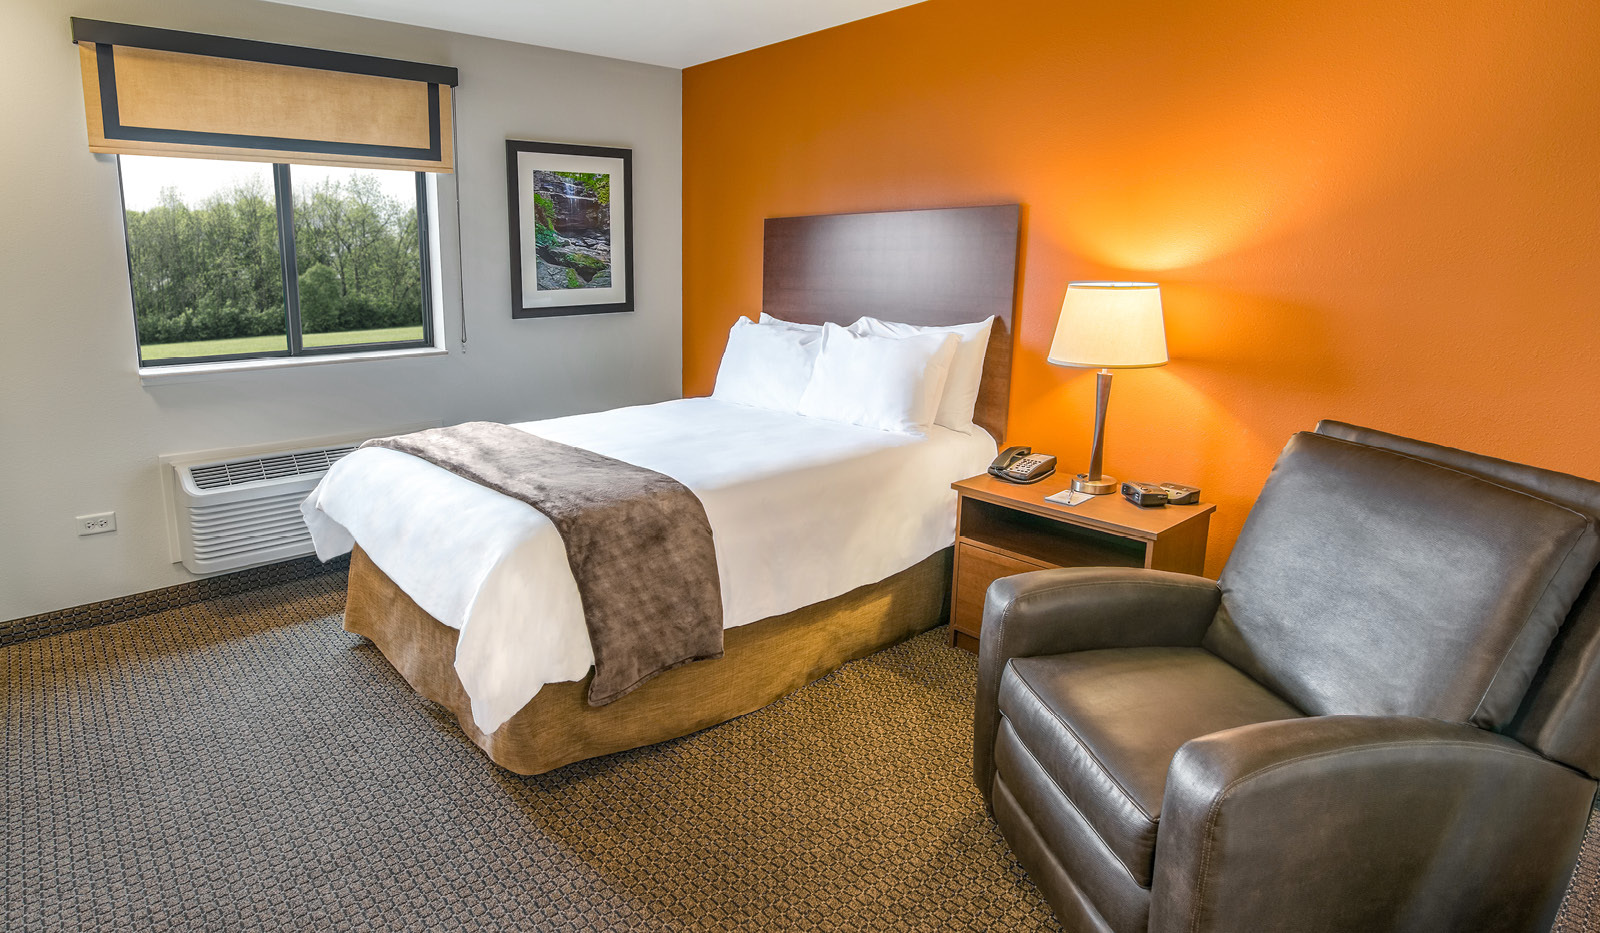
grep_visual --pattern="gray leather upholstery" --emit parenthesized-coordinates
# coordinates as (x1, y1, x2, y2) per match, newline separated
(1152, 716, 1595, 933)
(995, 729, 1147, 932)
(1205, 432, 1600, 728)
(976, 423, 1600, 932)
(998, 648, 1301, 885)
(1315, 419, 1600, 778)
(991, 775, 1123, 933)
(975, 569, 1223, 804)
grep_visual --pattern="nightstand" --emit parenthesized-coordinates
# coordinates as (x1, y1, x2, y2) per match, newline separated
(948, 474, 1216, 653)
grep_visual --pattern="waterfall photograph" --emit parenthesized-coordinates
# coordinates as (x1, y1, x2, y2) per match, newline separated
(508, 140, 633, 318)
(531, 171, 611, 291)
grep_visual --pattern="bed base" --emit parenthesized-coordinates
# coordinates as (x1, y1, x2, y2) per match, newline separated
(343, 545, 953, 775)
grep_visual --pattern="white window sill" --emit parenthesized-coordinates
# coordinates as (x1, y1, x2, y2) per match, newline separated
(139, 345, 448, 386)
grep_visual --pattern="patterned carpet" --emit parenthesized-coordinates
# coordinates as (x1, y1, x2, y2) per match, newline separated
(3, 570, 1598, 932)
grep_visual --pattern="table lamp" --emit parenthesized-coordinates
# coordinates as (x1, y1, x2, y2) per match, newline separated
(1048, 282, 1168, 495)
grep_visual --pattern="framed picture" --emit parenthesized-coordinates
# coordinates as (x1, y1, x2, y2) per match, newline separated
(506, 140, 633, 318)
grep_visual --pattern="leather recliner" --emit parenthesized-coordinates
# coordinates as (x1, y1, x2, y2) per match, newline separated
(975, 421, 1600, 933)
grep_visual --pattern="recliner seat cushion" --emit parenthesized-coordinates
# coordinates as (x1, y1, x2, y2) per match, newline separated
(1206, 432, 1600, 729)
(997, 647, 1302, 885)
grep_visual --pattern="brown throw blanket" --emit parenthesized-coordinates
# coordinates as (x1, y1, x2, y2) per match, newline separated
(362, 422, 723, 706)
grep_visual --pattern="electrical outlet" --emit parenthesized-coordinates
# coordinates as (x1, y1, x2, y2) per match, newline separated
(77, 512, 117, 536)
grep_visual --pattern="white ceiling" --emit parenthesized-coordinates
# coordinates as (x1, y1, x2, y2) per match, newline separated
(262, 0, 927, 68)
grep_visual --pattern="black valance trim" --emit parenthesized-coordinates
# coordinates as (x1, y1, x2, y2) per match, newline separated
(91, 41, 444, 161)
(72, 17, 459, 88)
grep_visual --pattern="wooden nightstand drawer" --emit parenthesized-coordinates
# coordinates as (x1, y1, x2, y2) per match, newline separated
(952, 541, 1052, 642)
(947, 473, 1215, 653)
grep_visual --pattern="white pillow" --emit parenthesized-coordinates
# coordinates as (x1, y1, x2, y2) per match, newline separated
(758, 312, 825, 333)
(711, 317, 822, 412)
(849, 316, 994, 433)
(796, 323, 959, 433)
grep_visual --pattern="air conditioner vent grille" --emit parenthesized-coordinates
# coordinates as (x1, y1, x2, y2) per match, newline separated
(189, 445, 357, 490)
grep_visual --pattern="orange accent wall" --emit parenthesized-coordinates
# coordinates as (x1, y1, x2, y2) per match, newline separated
(684, 0, 1600, 575)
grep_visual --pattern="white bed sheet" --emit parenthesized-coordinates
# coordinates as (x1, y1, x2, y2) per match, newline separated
(301, 397, 997, 733)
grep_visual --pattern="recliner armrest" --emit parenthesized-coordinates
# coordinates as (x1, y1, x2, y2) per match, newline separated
(974, 567, 1222, 802)
(1150, 716, 1598, 933)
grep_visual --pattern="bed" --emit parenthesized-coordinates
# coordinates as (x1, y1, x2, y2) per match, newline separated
(305, 205, 1020, 774)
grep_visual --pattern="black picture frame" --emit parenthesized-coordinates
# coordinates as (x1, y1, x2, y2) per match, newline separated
(506, 139, 634, 319)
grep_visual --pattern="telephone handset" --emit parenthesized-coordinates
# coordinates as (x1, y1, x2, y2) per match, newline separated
(988, 446, 1058, 485)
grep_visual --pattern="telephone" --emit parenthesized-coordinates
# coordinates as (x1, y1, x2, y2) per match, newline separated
(988, 446, 1058, 484)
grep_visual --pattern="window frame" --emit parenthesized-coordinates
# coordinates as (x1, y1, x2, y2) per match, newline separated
(118, 158, 436, 368)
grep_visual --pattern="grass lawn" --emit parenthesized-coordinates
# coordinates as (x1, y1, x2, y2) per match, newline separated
(140, 326, 427, 361)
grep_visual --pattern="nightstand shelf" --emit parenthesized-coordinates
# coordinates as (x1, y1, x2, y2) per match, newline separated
(949, 473, 1215, 652)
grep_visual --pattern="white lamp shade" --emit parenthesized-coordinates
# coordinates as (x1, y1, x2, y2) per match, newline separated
(1047, 282, 1168, 369)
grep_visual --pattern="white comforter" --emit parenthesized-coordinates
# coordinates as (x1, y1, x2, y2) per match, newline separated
(301, 397, 997, 732)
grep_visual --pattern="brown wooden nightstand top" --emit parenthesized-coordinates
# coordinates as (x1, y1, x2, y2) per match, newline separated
(952, 473, 1216, 542)
(947, 474, 1217, 652)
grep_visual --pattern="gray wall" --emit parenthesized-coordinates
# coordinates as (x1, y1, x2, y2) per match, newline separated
(0, 0, 683, 620)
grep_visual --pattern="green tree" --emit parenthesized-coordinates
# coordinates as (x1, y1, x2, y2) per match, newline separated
(297, 263, 343, 332)
(292, 172, 421, 333)
(125, 167, 424, 347)
(126, 176, 285, 345)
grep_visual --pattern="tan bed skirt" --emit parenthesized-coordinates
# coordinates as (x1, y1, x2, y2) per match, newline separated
(343, 545, 953, 775)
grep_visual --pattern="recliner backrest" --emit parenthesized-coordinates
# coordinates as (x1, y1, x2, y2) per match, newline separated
(1313, 420, 1600, 777)
(1204, 428, 1600, 734)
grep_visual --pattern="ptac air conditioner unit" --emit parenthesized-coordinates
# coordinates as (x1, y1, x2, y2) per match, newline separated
(171, 444, 356, 574)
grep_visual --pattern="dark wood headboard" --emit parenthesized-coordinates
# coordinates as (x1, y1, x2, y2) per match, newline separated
(762, 205, 1020, 441)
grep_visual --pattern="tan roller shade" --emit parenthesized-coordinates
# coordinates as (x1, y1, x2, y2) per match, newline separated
(72, 18, 456, 173)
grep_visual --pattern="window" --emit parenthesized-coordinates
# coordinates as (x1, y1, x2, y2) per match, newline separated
(118, 155, 434, 367)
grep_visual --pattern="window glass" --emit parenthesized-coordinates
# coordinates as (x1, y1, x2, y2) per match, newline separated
(117, 157, 433, 367)
(119, 156, 288, 363)
(291, 166, 428, 349)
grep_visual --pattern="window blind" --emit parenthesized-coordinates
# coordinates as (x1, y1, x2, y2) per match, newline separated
(72, 19, 458, 173)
